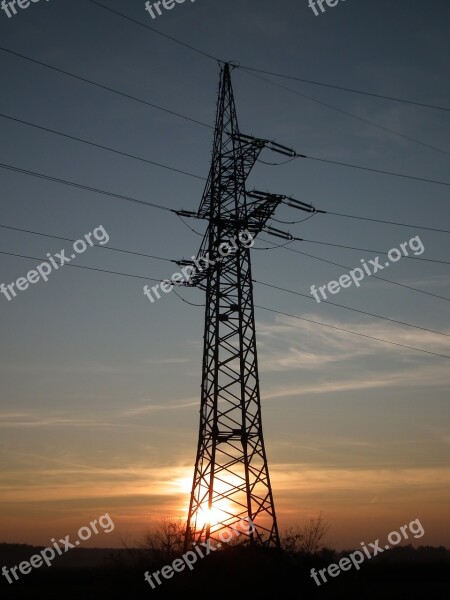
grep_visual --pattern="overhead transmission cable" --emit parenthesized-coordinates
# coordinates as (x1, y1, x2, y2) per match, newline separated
(254, 306, 450, 360)
(1, 46, 449, 186)
(289, 236, 450, 266)
(253, 280, 450, 338)
(0, 250, 162, 282)
(322, 211, 450, 234)
(2, 247, 446, 358)
(244, 69, 450, 157)
(87, 0, 450, 113)
(0, 113, 206, 181)
(2, 110, 448, 232)
(238, 66, 450, 113)
(259, 237, 450, 303)
(0, 224, 175, 264)
(0, 47, 212, 130)
(2, 221, 449, 338)
(0, 162, 175, 212)
(2, 161, 450, 269)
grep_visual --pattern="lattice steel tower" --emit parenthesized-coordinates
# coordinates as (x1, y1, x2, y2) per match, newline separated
(177, 64, 312, 549)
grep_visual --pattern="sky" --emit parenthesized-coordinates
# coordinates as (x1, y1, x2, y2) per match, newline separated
(0, 0, 449, 550)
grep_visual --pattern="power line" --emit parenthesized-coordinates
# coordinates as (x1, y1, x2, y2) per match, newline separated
(0, 250, 161, 282)
(0, 47, 212, 130)
(3, 110, 448, 234)
(254, 280, 450, 339)
(176, 214, 205, 237)
(0, 224, 175, 264)
(257, 155, 297, 166)
(1, 51, 447, 187)
(172, 287, 204, 307)
(88, 0, 219, 63)
(1, 250, 447, 359)
(303, 155, 450, 187)
(291, 236, 450, 266)
(259, 237, 450, 303)
(2, 159, 448, 292)
(243, 70, 450, 157)
(2, 219, 447, 339)
(0, 112, 206, 181)
(6, 107, 448, 197)
(4, 106, 447, 230)
(254, 239, 295, 251)
(238, 66, 450, 114)
(255, 306, 450, 360)
(323, 211, 450, 234)
(276, 202, 449, 234)
(0, 162, 174, 212)
(87, 1, 450, 114)
(270, 212, 318, 226)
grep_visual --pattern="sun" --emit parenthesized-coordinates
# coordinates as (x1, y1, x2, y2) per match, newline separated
(195, 504, 229, 530)
(170, 470, 245, 534)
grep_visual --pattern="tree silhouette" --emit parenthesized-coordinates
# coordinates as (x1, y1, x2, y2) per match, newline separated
(282, 513, 330, 555)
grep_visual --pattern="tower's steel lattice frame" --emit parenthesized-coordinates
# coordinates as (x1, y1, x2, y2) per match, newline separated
(180, 64, 304, 549)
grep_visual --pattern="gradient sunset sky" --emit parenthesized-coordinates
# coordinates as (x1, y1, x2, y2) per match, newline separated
(0, 0, 449, 550)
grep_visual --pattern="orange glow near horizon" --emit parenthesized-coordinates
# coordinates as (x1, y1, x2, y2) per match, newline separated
(1, 461, 449, 549)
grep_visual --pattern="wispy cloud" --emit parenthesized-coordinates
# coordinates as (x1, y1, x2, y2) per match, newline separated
(264, 363, 450, 400)
(257, 312, 450, 371)
(0, 395, 200, 429)
(120, 398, 198, 417)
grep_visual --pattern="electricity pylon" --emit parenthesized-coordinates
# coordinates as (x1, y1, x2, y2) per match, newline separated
(177, 63, 314, 549)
